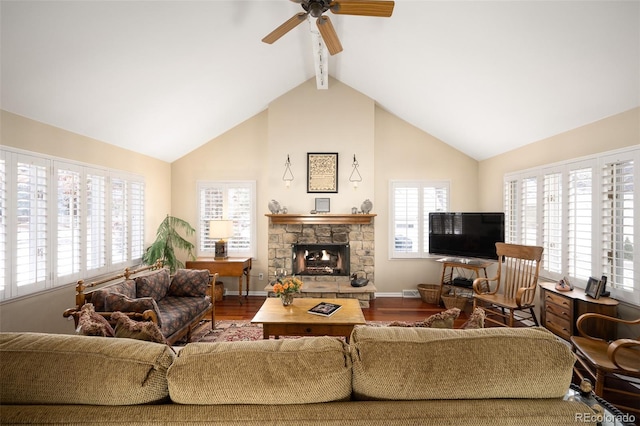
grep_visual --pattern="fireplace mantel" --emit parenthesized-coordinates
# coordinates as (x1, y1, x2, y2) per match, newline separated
(265, 214, 376, 225)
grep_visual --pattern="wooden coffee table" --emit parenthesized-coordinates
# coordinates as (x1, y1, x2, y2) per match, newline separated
(251, 298, 366, 342)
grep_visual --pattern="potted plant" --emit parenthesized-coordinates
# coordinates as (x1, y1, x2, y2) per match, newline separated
(143, 215, 196, 273)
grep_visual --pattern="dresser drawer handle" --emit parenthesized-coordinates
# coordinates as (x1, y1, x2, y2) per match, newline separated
(305, 327, 312, 333)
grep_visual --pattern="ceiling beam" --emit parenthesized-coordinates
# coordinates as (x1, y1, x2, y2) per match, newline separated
(308, 18, 328, 90)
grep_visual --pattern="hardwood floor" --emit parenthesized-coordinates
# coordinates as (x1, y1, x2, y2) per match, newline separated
(214, 295, 468, 323)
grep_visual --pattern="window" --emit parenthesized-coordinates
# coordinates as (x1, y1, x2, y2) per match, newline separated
(601, 156, 635, 295)
(568, 166, 593, 281)
(542, 171, 562, 274)
(389, 180, 449, 258)
(504, 147, 638, 305)
(197, 181, 256, 258)
(0, 147, 145, 301)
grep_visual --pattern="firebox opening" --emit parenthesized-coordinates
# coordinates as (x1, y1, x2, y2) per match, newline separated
(292, 243, 350, 276)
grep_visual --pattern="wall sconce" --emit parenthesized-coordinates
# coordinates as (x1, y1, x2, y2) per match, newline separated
(349, 154, 362, 189)
(209, 220, 233, 260)
(282, 154, 294, 188)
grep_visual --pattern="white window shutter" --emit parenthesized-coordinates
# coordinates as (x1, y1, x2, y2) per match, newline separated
(567, 166, 593, 281)
(601, 157, 636, 297)
(543, 172, 563, 274)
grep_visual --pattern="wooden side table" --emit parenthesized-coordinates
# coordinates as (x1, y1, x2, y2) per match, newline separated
(539, 281, 618, 341)
(186, 257, 252, 304)
(436, 259, 492, 305)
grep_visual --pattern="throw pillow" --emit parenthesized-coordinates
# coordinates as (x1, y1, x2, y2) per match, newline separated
(89, 279, 136, 311)
(135, 268, 171, 300)
(104, 293, 162, 328)
(111, 311, 168, 345)
(423, 307, 461, 328)
(388, 321, 428, 328)
(76, 303, 115, 337)
(388, 307, 461, 329)
(168, 269, 210, 297)
(461, 307, 486, 329)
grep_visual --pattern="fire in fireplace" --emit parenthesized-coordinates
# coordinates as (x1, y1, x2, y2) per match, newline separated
(292, 243, 350, 276)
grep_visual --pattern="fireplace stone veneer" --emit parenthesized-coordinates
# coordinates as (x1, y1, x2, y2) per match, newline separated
(267, 222, 374, 285)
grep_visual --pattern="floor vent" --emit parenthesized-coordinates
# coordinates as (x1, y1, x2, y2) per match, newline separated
(402, 289, 420, 298)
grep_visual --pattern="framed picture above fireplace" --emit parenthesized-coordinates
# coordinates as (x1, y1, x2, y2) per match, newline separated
(307, 152, 338, 193)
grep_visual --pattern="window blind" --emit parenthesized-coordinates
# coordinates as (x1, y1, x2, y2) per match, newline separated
(601, 158, 635, 295)
(0, 146, 145, 301)
(543, 172, 562, 274)
(390, 180, 449, 258)
(197, 181, 256, 258)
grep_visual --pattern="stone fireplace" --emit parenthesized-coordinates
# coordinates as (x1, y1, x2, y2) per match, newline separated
(267, 219, 374, 284)
(292, 243, 350, 276)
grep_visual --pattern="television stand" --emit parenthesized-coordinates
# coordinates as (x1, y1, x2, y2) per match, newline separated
(436, 259, 493, 307)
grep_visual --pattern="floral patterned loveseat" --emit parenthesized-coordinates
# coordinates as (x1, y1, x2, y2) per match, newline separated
(63, 263, 215, 345)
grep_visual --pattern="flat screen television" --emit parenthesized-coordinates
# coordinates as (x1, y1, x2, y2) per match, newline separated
(428, 212, 505, 260)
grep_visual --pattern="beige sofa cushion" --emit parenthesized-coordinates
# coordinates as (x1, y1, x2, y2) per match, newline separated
(168, 337, 352, 404)
(350, 326, 575, 401)
(0, 332, 174, 405)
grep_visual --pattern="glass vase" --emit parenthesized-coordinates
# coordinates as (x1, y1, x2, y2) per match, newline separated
(280, 293, 294, 306)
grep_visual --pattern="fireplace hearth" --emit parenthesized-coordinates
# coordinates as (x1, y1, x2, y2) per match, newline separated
(292, 243, 350, 276)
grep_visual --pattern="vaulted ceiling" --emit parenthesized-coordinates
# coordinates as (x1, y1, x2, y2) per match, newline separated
(1, 1, 638, 163)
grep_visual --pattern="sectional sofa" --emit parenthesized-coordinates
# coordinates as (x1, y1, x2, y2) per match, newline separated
(0, 326, 599, 425)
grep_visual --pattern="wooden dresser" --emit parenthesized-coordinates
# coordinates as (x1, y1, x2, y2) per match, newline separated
(539, 281, 619, 341)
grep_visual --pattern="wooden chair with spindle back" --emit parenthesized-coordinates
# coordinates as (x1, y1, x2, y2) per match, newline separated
(472, 242, 544, 328)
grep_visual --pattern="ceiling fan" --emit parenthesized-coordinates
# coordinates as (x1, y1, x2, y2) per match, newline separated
(262, 0, 395, 55)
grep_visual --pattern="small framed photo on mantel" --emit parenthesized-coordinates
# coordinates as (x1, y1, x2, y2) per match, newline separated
(307, 152, 338, 193)
(315, 198, 330, 213)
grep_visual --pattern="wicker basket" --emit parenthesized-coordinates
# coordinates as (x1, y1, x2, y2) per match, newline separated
(213, 281, 224, 302)
(441, 291, 469, 310)
(417, 284, 440, 304)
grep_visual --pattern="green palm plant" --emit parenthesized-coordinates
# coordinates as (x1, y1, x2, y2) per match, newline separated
(143, 215, 196, 273)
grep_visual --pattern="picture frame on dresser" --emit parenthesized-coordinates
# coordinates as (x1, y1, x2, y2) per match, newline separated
(585, 276, 602, 299)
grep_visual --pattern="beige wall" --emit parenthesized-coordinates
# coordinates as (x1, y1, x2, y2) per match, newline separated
(171, 109, 269, 291)
(0, 110, 171, 334)
(478, 107, 640, 211)
(374, 107, 481, 291)
(171, 78, 480, 295)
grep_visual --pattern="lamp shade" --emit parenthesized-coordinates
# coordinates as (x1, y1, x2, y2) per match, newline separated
(209, 220, 233, 240)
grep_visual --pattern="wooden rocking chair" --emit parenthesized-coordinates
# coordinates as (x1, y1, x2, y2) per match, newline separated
(473, 242, 543, 328)
(571, 313, 640, 417)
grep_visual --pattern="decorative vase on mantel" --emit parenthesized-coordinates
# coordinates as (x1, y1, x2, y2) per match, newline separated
(280, 292, 294, 306)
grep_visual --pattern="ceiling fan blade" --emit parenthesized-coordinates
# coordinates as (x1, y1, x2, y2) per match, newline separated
(262, 12, 308, 44)
(330, 0, 394, 17)
(316, 16, 343, 55)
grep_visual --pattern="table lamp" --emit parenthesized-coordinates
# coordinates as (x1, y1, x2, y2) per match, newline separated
(209, 220, 233, 260)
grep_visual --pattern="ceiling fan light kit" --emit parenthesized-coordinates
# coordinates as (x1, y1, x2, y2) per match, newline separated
(263, 0, 394, 56)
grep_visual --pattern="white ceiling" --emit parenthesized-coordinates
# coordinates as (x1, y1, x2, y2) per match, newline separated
(2, 1, 638, 163)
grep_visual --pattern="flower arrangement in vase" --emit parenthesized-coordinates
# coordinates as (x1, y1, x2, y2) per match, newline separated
(272, 276, 303, 306)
